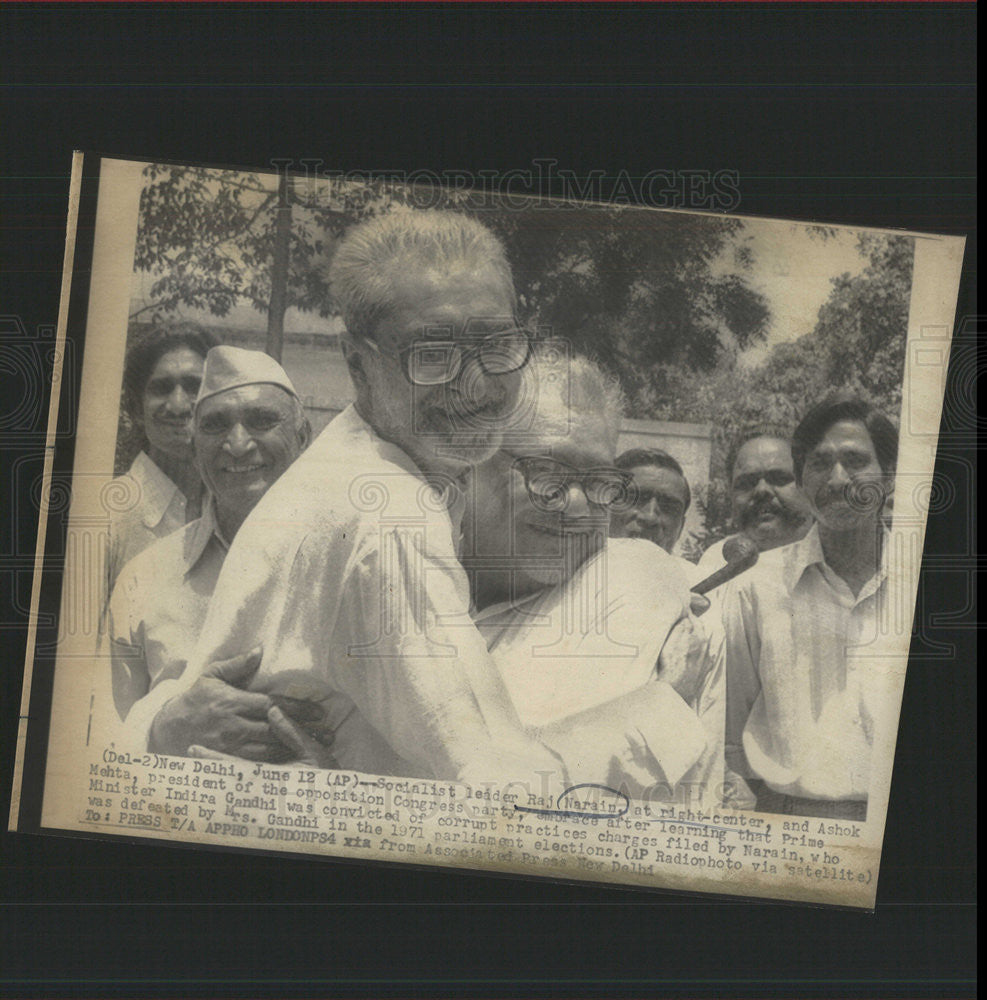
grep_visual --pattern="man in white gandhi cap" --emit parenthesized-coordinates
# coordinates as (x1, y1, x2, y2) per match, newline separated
(106, 346, 311, 724)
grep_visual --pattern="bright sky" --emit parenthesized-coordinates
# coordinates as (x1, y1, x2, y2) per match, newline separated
(131, 210, 872, 351)
(724, 218, 869, 367)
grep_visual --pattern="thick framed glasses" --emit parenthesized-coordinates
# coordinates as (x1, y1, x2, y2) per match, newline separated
(512, 456, 636, 513)
(365, 327, 533, 386)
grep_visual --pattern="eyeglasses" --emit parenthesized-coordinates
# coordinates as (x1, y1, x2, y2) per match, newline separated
(512, 456, 636, 513)
(363, 327, 533, 386)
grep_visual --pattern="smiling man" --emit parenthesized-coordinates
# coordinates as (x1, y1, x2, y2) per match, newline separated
(106, 325, 218, 592)
(611, 448, 691, 556)
(697, 424, 813, 580)
(466, 352, 724, 804)
(722, 394, 898, 820)
(107, 347, 310, 721)
(144, 210, 572, 788)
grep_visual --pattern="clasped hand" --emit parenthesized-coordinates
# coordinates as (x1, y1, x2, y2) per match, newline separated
(148, 648, 339, 768)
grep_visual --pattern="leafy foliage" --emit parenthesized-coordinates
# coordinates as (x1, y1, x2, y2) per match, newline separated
(132, 165, 468, 323)
(687, 232, 915, 549)
(130, 166, 912, 553)
(473, 204, 772, 407)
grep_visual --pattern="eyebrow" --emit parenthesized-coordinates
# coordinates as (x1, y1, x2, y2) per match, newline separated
(809, 445, 871, 458)
(201, 405, 285, 422)
(410, 319, 520, 339)
(148, 375, 201, 389)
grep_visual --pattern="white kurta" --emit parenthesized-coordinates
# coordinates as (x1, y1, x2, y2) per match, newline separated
(143, 405, 567, 787)
(107, 500, 228, 720)
(475, 538, 725, 803)
(106, 450, 190, 592)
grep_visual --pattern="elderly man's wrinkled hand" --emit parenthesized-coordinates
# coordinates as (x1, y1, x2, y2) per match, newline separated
(267, 706, 340, 769)
(656, 615, 711, 706)
(148, 647, 282, 759)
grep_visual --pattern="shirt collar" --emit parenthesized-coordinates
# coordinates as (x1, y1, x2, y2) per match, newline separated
(181, 496, 228, 576)
(787, 522, 891, 600)
(472, 587, 545, 626)
(787, 523, 827, 586)
(130, 450, 185, 530)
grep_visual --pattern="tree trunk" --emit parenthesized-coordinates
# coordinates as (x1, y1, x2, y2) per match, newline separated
(266, 172, 291, 362)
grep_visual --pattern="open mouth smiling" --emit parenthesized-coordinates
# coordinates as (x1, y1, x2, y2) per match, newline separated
(221, 463, 266, 475)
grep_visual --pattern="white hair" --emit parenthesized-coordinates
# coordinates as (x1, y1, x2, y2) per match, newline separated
(511, 345, 626, 445)
(328, 209, 516, 341)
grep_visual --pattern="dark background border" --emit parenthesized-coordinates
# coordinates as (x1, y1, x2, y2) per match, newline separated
(1, 4, 976, 997)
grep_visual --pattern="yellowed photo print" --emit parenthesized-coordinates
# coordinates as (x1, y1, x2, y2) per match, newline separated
(10, 153, 965, 908)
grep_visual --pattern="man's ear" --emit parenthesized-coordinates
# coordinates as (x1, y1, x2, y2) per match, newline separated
(340, 333, 369, 392)
(296, 416, 312, 452)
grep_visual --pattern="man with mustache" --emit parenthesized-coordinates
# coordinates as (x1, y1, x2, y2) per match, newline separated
(107, 347, 310, 723)
(722, 394, 898, 820)
(467, 352, 724, 804)
(696, 424, 813, 582)
(144, 210, 578, 787)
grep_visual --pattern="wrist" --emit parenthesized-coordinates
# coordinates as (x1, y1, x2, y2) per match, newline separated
(147, 700, 189, 755)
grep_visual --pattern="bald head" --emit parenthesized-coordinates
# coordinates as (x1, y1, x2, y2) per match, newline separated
(507, 346, 625, 454)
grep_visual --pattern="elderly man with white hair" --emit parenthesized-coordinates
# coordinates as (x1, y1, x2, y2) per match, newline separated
(467, 350, 725, 805)
(145, 210, 577, 788)
(106, 346, 310, 723)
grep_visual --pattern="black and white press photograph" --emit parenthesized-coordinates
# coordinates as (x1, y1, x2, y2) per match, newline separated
(1, 5, 976, 997)
(10, 153, 964, 908)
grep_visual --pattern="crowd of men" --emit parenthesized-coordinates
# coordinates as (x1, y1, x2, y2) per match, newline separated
(102, 208, 898, 822)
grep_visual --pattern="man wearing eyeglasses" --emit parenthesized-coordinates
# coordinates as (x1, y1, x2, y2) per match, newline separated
(607, 446, 717, 609)
(467, 353, 724, 804)
(144, 210, 574, 788)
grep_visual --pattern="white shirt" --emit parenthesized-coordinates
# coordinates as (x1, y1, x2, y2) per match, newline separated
(107, 500, 228, 720)
(696, 537, 728, 577)
(147, 405, 565, 786)
(106, 451, 189, 592)
(475, 538, 724, 802)
(722, 525, 890, 801)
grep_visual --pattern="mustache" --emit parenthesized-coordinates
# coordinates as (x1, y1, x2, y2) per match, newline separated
(432, 384, 514, 422)
(816, 482, 887, 511)
(527, 516, 608, 537)
(739, 497, 807, 529)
